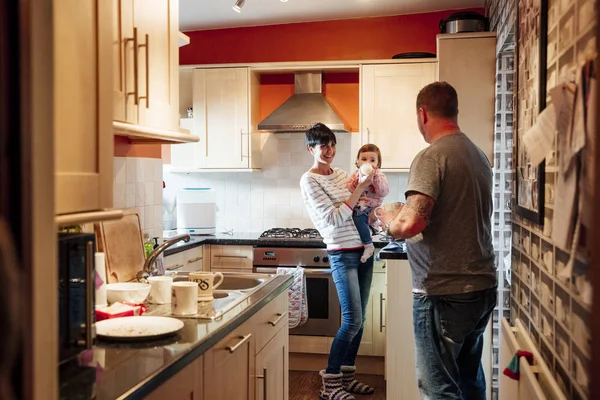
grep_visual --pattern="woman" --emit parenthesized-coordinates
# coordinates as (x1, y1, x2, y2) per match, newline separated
(299, 123, 375, 400)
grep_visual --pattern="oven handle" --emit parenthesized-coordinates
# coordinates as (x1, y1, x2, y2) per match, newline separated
(254, 267, 332, 275)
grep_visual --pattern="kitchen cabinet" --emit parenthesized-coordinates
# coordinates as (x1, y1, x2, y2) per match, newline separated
(204, 290, 288, 399)
(170, 68, 262, 170)
(164, 245, 208, 273)
(210, 245, 254, 273)
(385, 259, 419, 400)
(54, 0, 113, 217)
(145, 355, 203, 400)
(358, 255, 386, 357)
(113, 0, 180, 132)
(255, 326, 289, 400)
(361, 62, 436, 171)
(437, 32, 497, 166)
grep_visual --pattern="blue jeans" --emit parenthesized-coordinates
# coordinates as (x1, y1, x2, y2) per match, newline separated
(326, 249, 374, 374)
(352, 211, 373, 245)
(413, 288, 497, 400)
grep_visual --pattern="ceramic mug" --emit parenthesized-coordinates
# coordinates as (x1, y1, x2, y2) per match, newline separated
(189, 271, 225, 301)
(171, 282, 198, 316)
(147, 276, 173, 304)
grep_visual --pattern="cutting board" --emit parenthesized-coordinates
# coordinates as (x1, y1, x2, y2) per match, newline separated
(95, 209, 146, 283)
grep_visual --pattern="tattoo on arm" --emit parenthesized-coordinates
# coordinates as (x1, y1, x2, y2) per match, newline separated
(402, 192, 434, 224)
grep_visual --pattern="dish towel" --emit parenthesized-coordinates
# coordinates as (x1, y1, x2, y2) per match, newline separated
(503, 350, 534, 380)
(276, 267, 308, 329)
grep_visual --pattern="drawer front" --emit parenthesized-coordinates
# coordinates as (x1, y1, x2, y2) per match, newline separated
(212, 321, 254, 369)
(210, 245, 253, 271)
(253, 291, 288, 353)
(164, 252, 185, 272)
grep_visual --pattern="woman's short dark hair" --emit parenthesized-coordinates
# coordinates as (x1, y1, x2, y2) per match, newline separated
(305, 123, 337, 149)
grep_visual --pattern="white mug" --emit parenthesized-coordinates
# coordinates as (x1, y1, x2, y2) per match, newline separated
(171, 282, 198, 316)
(147, 276, 173, 304)
(189, 271, 224, 301)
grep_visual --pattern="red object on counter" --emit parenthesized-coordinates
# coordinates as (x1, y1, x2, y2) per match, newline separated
(95, 302, 147, 321)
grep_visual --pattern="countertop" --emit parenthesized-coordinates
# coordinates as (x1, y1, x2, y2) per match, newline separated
(59, 275, 294, 400)
(164, 231, 406, 256)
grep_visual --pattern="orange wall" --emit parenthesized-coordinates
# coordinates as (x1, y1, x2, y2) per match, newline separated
(180, 8, 483, 65)
(114, 135, 162, 158)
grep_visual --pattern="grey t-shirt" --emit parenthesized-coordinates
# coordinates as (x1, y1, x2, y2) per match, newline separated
(405, 132, 496, 295)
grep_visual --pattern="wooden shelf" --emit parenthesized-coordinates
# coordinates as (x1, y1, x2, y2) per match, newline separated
(113, 121, 199, 144)
(56, 209, 123, 226)
(170, 168, 262, 173)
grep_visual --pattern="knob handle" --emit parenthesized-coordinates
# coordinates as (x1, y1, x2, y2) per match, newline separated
(323, 256, 329, 263)
(313, 256, 320, 262)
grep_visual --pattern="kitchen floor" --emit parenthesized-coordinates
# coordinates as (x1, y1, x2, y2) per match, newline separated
(289, 371, 386, 399)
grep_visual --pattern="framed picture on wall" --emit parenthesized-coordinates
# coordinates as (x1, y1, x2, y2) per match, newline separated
(514, 0, 548, 225)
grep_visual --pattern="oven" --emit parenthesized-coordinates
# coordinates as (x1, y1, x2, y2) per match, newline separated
(253, 245, 341, 337)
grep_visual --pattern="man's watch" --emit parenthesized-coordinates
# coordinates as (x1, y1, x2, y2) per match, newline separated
(384, 221, 394, 239)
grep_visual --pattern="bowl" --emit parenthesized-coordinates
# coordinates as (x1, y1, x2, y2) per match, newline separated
(106, 282, 151, 304)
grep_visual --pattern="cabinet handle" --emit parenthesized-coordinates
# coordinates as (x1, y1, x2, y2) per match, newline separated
(187, 257, 202, 264)
(268, 313, 286, 327)
(257, 367, 268, 400)
(214, 255, 248, 259)
(138, 33, 149, 108)
(227, 333, 252, 353)
(166, 264, 185, 271)
(125, 28, 139, 106)
(240, 129, 243, 161)
(379, 293, 386, 333)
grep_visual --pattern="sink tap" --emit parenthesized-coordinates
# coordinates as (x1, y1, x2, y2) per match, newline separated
(137, 233, 190, 282)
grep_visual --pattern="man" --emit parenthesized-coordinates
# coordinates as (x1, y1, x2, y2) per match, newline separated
(378, 82, 497, 399)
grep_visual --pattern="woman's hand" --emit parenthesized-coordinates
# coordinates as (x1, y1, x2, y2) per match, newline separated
(357, 169, 374, 189)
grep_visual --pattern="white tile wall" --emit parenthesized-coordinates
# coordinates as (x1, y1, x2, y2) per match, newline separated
(114, 157, 164, 239)
(163, 133, 409, 233)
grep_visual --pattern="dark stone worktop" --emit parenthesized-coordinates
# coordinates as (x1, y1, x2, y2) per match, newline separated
(59, 275, 294, 400)
(164, 231, 406, 256)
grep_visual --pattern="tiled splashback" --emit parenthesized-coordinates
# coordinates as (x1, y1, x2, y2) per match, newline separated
(113, 157, 164, 239)
(163, 133, 409, 233)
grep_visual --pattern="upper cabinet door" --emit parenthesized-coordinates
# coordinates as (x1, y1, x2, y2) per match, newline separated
(54, 0, 113, 215)
(196, 68, 250, 169)
(361, 63, 436, 171)
(113, 0, 136, 124)
(131, 0, 179, 131)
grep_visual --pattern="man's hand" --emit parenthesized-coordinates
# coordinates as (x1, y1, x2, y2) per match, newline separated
(380, 192, 435, 239)
(374, 202, 404, 226)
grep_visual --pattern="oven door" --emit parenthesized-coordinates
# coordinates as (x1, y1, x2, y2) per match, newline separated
(254, 267, 340, 337)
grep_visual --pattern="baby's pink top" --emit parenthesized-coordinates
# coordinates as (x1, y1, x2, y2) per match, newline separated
(346, 169, 390, 212)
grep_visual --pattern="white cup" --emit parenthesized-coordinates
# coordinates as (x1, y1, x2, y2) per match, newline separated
(147, 276, 173, 304)
(171, 282, 198, 316)
(189, 271, 224, 301)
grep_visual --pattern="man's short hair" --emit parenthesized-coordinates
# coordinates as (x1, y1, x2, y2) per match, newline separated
(416, 81, 459, 119)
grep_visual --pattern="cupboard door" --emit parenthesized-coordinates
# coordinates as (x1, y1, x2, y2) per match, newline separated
(54, 0, 113, 215)
(256, 326, 289, 400)
(145, 355, 203, 400)
(372, 272, 386, 357)
(361, 63, 436, 171)
(133, 0, 178, 130)
(205, 327, 255, 399)
(112, 0, 136, 123)
(198, 68, 250, 169)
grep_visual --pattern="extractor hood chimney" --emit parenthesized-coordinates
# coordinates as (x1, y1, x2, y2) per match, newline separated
(257, 72, 348, 133)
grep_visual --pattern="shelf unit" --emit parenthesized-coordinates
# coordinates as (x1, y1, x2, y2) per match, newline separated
(113, 121, 198, 144)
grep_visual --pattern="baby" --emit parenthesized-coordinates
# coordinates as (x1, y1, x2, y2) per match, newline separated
(347, 144, 389, 262)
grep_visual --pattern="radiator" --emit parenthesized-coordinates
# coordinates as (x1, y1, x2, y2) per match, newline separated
(500, 317, 566, 400)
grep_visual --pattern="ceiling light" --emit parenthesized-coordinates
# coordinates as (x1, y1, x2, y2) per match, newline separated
(233, 0, 245, 13)
(280, 0, 288, 2)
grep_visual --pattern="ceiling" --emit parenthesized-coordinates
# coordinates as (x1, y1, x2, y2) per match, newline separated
(179, 0, 485, 31)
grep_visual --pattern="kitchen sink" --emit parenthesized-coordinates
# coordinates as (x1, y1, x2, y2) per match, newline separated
(172, 273, 266, 291)
(146, 272, 274, 320)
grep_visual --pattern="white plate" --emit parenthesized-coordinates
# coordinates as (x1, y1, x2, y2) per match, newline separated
(96, 316, 184, 341)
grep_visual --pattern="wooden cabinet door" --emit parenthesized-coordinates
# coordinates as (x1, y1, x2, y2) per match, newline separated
(195, 68, 250, 169)
(210, 245, 253, 272)
(372, 272, 386, 356)
(437, 33, 496, 166)
(361, 63, 436, 171)
(133, 0, 178, 131)
(112, 0, 136, 124)
(204, 326, 255, 399)
(255, 326, 289, 400)
(54, 0, 113, 215)
(145, 355, 203, 400)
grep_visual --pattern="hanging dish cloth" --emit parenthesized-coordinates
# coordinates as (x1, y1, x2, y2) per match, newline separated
(503, 350, 534, 380)
(276, 266, 308, 329)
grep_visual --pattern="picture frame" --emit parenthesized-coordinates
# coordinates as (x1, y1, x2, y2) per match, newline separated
(514, 0, 548, 225)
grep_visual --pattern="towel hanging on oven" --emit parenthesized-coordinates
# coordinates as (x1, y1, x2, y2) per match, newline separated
(276, 266, 308, 329)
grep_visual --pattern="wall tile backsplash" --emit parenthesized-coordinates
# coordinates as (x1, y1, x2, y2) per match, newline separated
(113, 157, 164, 239)
(163, 133, 409, 233)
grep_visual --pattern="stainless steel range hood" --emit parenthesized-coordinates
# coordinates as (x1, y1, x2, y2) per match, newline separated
(257, 72, 348, 133)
